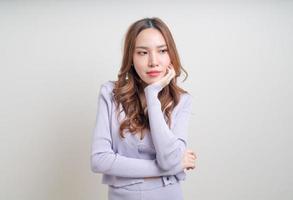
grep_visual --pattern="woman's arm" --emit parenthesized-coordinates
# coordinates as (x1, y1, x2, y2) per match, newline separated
(91, 83, 183, 178)
(144, 84, 192, 171)
(91, 153, 182, 178)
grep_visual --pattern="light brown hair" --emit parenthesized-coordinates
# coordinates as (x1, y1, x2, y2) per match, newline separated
(113, 17, 188, 139)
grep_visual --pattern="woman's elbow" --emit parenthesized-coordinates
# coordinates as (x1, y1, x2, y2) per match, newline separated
(90, 153, 113, 173)
(157, 160, 176, 171)
(157, 141, 186, 170)
(91, 156, 103, 173)
(157, 152, 182, 171)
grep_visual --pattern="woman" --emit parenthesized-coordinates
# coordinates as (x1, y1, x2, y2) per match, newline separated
(91, 17, 197, 200)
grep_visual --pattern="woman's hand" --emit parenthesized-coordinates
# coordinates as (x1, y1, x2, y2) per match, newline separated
(182, 149, 197, 171)
(150, 64, 176, 88)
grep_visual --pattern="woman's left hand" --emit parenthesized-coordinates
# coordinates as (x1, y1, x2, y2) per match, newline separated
(150, 64, 176, 89)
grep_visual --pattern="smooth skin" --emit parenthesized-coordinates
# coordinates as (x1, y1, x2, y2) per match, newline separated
(133, 28, 197, 172)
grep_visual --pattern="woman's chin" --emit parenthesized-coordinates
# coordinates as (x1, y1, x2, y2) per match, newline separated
(145, 79, 159, 85)
(144, 76, 163, 84)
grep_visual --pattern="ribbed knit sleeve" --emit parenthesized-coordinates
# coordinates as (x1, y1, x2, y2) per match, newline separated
(144, 84, 192, 171)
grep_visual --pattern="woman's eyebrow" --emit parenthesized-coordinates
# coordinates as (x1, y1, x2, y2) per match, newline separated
(135, 44, 167, 49)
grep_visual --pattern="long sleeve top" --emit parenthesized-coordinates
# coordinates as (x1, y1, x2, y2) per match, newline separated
(91, 81, 192, 187)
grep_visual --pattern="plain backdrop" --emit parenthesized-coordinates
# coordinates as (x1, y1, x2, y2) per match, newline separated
(0, 0, 292, 199)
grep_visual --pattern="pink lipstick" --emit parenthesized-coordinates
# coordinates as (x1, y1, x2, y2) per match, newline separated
(146, 70, 161, 77)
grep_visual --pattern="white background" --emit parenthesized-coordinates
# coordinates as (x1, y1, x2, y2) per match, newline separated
(0, 0, 292, 199)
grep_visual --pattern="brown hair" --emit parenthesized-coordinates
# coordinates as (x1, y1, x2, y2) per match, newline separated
(113, 17, 188, 139)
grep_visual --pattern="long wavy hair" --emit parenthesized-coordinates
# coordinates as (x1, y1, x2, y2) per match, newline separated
(113, 17, 188, 139)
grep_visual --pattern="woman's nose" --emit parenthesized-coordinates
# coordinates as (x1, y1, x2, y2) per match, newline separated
(148, 53, 159, 67)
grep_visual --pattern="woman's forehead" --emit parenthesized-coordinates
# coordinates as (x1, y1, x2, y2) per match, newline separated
(135, 28, 166, 48)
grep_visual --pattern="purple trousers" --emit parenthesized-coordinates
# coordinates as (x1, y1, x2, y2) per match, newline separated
(108, 176, 184, 200)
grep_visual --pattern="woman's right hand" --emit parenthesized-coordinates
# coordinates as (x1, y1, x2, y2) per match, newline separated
(182, 149, 197, 171)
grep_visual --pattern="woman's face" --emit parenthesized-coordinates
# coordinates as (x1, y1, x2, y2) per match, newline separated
(133, 28, 171, 85)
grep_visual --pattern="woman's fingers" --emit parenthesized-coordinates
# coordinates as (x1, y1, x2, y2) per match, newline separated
(186, 149, 196, 155)
(147, 64, 176, 89)
(182, 149, 197, 171)
(188, 154, 196, 160)
(163, 65, 175, 86)
(168, 65, 176, 80)
(186, 149, 197, 159)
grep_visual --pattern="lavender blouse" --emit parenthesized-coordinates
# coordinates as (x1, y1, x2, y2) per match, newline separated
(91, 81, 192, 187)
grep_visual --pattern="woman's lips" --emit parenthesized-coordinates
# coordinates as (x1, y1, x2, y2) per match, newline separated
(146, 71, 161, 77)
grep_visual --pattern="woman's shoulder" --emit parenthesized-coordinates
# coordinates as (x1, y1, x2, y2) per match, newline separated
(100, 80, 115, 90)
(99, 81, 115, 98)
(180, 91, 192, 103)
(175, 91, 192, 111)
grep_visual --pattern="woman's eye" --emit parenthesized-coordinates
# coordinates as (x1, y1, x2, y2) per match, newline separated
(159, 49, 168, 54)
(138, 51, 147, 55)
